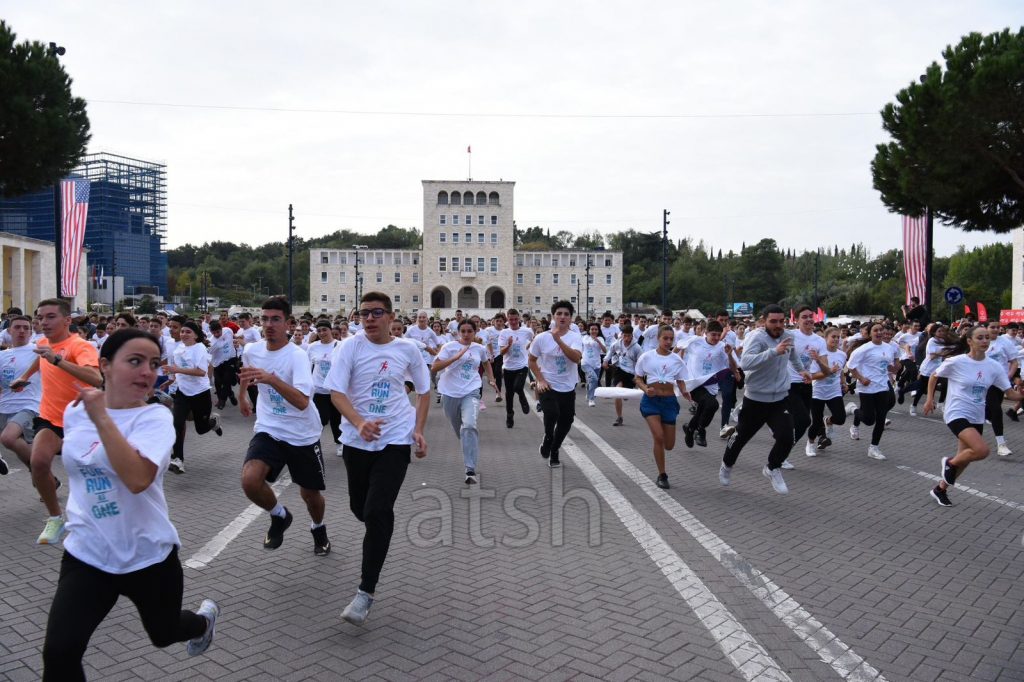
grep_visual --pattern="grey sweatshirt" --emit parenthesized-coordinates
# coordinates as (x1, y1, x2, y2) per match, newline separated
(739, 328, 806, 402)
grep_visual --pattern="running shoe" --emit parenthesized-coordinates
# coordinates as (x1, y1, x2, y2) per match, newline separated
(341, 589, 375, 626)
(998, 443, 1013, 457)
(805, 441, 817, 457)
(209, 413, 223, 437)
(335, 443, 344, 458)
(867, 445, 886, 460)
(719, 425, 736, 439)
(548, 457, 561, 469)
(263, 508, 293, 549)
(849, 426, 860, 440)
(780, 459, 795, 470)
(695, 428, 707, 447)
(825, 420, 834, 440)
(884, 418, 892, 427)
(36, 516, 66, 545)
(817, 435, 832, 450)
(587, 400, 596, 407)
(495, 395, 502, 402)
(228, 393, 238, 406)
(762, 465, 788, 494)
(897, 390, 905, 405)
(718, 463, 732, 486)
(656, 473, 670, 489)
(506, 416, 514, 429)
(215, 400, 225, 410)
(1006, 408, 1019, 423)
(521, 400, 530, 415)
(682, 423, 695, 448)
(909, 406, 917, 417)
(613, 416, 623, 426)
(169, 458, 185, 474)
(941, 457, 959, 485)
(535, 401, 542, 413)
(845, 402, 857, 416)
(539, 442, 550, 459)
(186, 599, 220, 656)
(930, 485, 952, 507)
(0, 454, 7, 476)
(465, 469, 478, 484)
(311, 525, 331, 556)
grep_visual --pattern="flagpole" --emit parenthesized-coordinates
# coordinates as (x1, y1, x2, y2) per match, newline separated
(54, 183, 63, 299)
(925, 207, 933, 321)
(467, 145, 471, 181)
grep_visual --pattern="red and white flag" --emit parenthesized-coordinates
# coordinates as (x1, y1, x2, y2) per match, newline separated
(977, 302, 988, 323)
(60, 178, 90, 297)
(902, 213, 928, 305)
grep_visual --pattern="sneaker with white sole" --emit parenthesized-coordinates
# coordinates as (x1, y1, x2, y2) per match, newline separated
(805, 441, 817, 457)
(209, 413, 223, 436)
(909, 406, 917, 417)
(0, 454, 7, 476)
(719, 463, 732, 486)
(941, 456, 958, 486)
(169, 458, 185, 474)
(36, 516, 66, 545)
(781, 459, 795, 470)
(719, 425, 736, 439)
(867, 445, 886, 460)
(762, 465, 788, 494)
(884, 418, 892, 427)
(930, 485, 952, 507)
(845, 402, 857, 416)
(998, 443, 1013, 457)
(335, 443, 344, 457)
(587, 400, 596, 407)
(186, 599, 220, 656)
(341, 589, 374, 626)
(849, 426, 860, 440)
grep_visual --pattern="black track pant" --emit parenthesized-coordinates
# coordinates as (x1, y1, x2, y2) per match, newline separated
(491, 355, 503, 393)
(540, 389, 576, 459)
(723, 397, 794, 470)
(313, 393, 342, 443)
(986, 385, 1005, 437)
(503, 367, 530, 414)
(212, 360, 237, 404)
(43, 547, 206, 682)
(688, 387, 719, 432)
(172, 390, 215, 461)
(911, 375, 946, 406)
(787, 382, 813, 444)
(809, 396, 846, 440)
(853, 390, 894, 446)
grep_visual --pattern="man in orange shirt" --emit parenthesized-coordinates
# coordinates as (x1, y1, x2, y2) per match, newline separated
(11, 299, 102, 544)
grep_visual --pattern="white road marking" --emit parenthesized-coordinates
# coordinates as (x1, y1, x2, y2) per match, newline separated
(895, 465, 1024, 512)
(572, 418, 887, 682)
(555, 433, 792, 681)
(184, 475, 292, 569)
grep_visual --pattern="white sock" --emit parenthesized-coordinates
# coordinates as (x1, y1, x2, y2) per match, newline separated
(997, 436, 1007, 445)
(310, 521, 324, 530)
(270, 503, 286, 518)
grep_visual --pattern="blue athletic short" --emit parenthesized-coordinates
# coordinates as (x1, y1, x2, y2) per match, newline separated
(640, 394, 680, 424)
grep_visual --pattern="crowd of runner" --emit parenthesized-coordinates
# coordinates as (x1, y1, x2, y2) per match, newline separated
(2, 296, 1021, 678)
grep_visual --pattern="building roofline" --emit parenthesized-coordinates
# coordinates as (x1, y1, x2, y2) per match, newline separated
(421, 180, 515, 185)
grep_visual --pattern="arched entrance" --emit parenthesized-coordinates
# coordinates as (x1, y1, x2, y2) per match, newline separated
(430, 286, 452, 309)
(484, 286, 505, 309)
(457, 286, 478, 308)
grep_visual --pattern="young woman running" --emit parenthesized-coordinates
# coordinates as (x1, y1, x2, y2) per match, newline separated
(432, 320, 497, 484)
(906, 324, 951, 416)
(42, 329, 218, 680)
(846, 322, 899, 460)
(165, 321, 222, 474)
(634, 325, 691, 489)
(308, 321, 342, 456)
(925, 325, 1022, 506)
(807, 327, 847, 453)
(581, 323, 607, 407)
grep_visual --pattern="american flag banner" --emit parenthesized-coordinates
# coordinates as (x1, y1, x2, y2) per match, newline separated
(60, 178, 90, 297)
(901, 213, 928, 305)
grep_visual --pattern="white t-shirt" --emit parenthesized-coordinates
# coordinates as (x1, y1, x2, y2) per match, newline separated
(847, 341, 898, 394)
(62, 403, 179, 574)
(581, 335, 605, 370)
(209, 329, 235, 367)
(606, 338, 642, 374)
(549, 321, 581, 335)
(0, 329, 11, 347)
(436, 341, 489, 397)
(987, 335, 1017, 373)
(599, 324, 620, 347)
(528, 330, 584, 393)
(308, 340, 340, 394)
(897, 331, 922, 360)
(673, 329, 694, 349)
(634, 349, 687, 385)
(0, 344, 41, 414)
(788, 329, 829, 383)
(242, 341, 323, 445)
(935, 354, 1011, 424)
(237, 326, 262, 358)
(812, 349, 847, 401)
(405, 325, 440, 365)
(447, 319, 462, 334)
(172, 343, 211, 397)
(498, 327, 534, 371)
(325, 335, 430, 451)
(479, 326, 500, 360)
(682, 337, 730, 396)
(919, 337, 946, 376)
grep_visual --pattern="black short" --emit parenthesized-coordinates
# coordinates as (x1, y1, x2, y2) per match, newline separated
(614, 369, 636, 389)
(244, 432, 326, 491)
(947, 418, 984, 438)
(32, 417, 64, 440)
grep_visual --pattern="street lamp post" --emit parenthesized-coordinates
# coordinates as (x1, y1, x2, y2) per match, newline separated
(585, 254, 592, 319)
(353, 245, 368, 305)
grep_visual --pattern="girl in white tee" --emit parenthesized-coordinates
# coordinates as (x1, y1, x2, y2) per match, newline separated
(165, 322, 222, 474)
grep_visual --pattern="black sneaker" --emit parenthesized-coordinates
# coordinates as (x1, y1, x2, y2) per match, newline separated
(683, 424, 695, 448)
(0, 454, 8, 476)
(539, 442, 550, 459)
(817, 436, 832, 450)
(311, 524, 331, 556)
(1007, 408, 1020, 423)
(506, 415, 514, 428)
(941, 457, 958, 487)
(897, 390, 905, 405)
(656, 473, 670, 489)
(465, 470, 478, 484)
(228, 394, 238, 406)
(264, 508, 293, 549)
(695, 428, 707, 448)
(930, 485, 952, 507)
(688, 404, 697, 415)
(548, 457, 561, 468)
(521, 400, 530, 415)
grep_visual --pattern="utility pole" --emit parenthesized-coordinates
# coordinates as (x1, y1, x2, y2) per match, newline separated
(662, 209, 670, 313)
(585, 254, 592, 319)
(287, 204, 296, 303)
(813, 249, 820, 310)
(353, 245, 368, 305)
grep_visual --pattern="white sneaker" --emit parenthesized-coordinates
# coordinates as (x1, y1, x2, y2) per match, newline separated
(781, 459, 795, 470)
(867, 445, 887, 460)
(719, 425, 736, 439)
(998, 443, 1013, 457)
(186, 599, 220, 656)
(909, 406, 917, 417)
(719, 463, 732, 486)
(335, 443, 344, 458)
(169, 458, 185, 474)
(884, 418, 892, 427)
(849, 426, 860, 440)
(805, 441, 817, 457)
(36, 516, 66, 545)
(937, 403, 944, 414)
(845, 402, 857, 416)
(587, 400, 596, 407)
(341, 589, 375, 626)
(762, 465, 788, 494)
(825, 425, 834, 440)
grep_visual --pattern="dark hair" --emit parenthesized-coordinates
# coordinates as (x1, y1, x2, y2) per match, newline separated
(620, 324, 634, 335)
(762, 304, 785, 318)
(849, 322, 884, 353)
(795, 305, 814, 317)
(181, 320, 205, 343)
(238, 312, 252, 321)
(657, 324, 674, 337)
(706, 320, 724, 333)
(458, 319, 478, 332)
(209, 320, 222, 332)
(115, 312, 137, 327)
(551, 300, 574, 315)
(37, 298, 71, 317)
(506, 308, 520, 316)
(714, 309, 729, 319)
(8, 315, 32, 325)
(262, 296, 292, 317)
(6, 307, 23, 315)
(588, 322, 601, 334)
(100, 329, 162, 363)
(940, 324, 986, 359)
(360, 291, 392, 312)
(316, 320, 332, 330)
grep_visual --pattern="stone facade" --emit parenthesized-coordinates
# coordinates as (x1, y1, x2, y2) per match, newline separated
(0, 231, 87, 314)
(308, 179, 623, 318)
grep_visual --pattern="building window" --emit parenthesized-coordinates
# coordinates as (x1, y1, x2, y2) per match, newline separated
(552, 273, 559, 285)
(394, 295, 401, 303)
(552, 296, 558, 304)
(340, 272, 347, 283)
(478, 215, 484, 225)
(605, 296, 612, 304)
(451, 191, 462, 205)
(517, 296, 523, 304)
(465, 215, 472, 226)
(569, 256, 577, 267)
(439, 257, 447, 272)
(533, 255, 541, 266)
(489, 192, 500, 205)
(464, 259, 472, 272)
(395, 272, 401, 283)
(453, 232, 460, 244)
(340, 294, 346, 302)
(413, 254, 419, 265)
(571, 296, 576, 304)
(477, 257, 484, 272)
(588, 274, 594, 285)
(452, 257, 460, 271)
(320, 253, 329, 264)
(605, 256, 613, 267)
(515, 254, 524, 266)
(321, 294, 328, 302)
(588, 296, 594, 303)
(375, 272, 383, 283)
(439, 215, 447, 225)
(320, 272, 327, 283)
(490, 257, 498, 273)
(439, 232, 447, 243)
(413, 272, 419, 283)
(491, 233, 497, 244)
(477, 233, 484, 243)
(464, 232, 471, 244)
(606, 274, 612, 285)
(437, 191, 449, 205)
(570, 274, 577, 285)
(534, 296, 541, 304)
(453, 215, 460, 226)
(552, 256, 559, 267)
(413, 295, 419, 303)
(490, 215, 497, 225)
(517, 273, 524, 284)
(375, 253, 383, 265)
(535, 273, 541, 284)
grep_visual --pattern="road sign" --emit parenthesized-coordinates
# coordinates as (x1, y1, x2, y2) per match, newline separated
(944, 287, 964, 305)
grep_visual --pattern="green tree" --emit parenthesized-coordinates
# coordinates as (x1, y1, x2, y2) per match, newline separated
(943, 242, 1013, 312)
(872, 28, 1024, 232)
(736, 239, 785, 309)
(0, 21, 90, 196)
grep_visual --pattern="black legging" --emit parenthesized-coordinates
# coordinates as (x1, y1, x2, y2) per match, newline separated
(212, 360, 237, 404)
(491, 355, 503, 393)
(503, 367, 530, 414)
(723, 397, 794, 470)
(809, 396, 847, 440)
(540, 389, 576, 459)
(986, 385, 1005, 437)
(43, 547, 206, 682)
(313, 392, 341, 443)
(787, 383, 813, 443)
(172, 390, 216, 461)
(911, 375, 947, 406)
(687, 387, 719, 432)
(853, 390, 894, 446)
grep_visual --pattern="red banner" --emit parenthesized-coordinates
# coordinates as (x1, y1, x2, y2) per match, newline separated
(977, 302, 989, 323)
(1000, 309, 1024, 324)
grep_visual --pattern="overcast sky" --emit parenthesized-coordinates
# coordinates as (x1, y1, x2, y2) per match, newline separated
(7, 1, 1020, 256)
